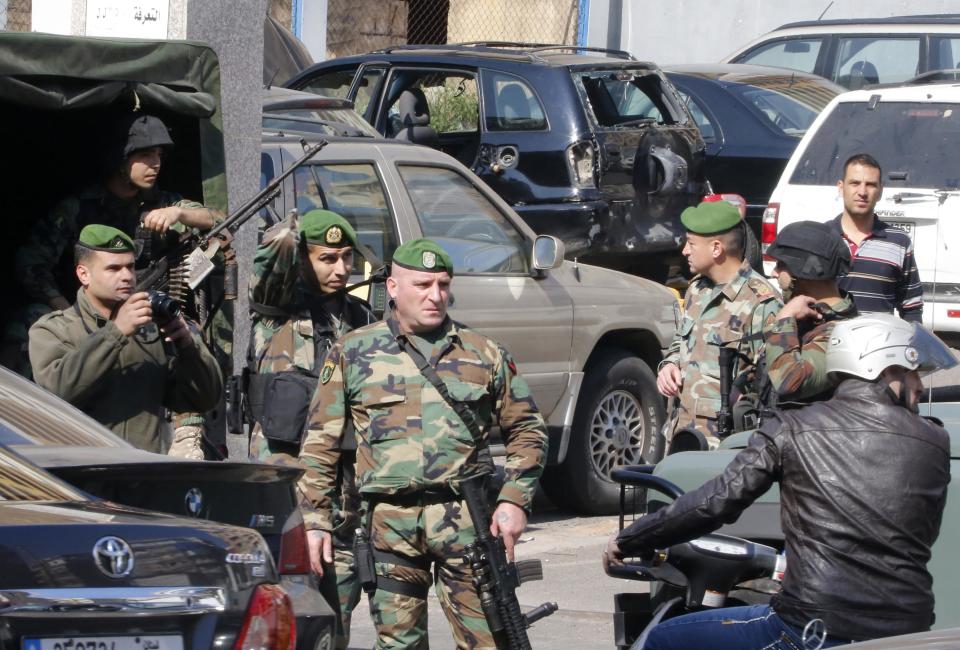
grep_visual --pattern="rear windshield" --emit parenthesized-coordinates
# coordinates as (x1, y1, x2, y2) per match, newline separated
(263, 107, 379, 137)
(574, 69, 681, 128)
(790, 101, 960, 189)
(727, 75, 838, 137)
(0, 371, 124, 448)
(0, 446, 86, 502)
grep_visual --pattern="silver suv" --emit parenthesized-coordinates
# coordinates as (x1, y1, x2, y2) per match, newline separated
(258, 133, 679, 513)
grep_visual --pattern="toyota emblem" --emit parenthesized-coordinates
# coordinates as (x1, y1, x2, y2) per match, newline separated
(92, 536, 134, 578)
(185, 488, 204, 517)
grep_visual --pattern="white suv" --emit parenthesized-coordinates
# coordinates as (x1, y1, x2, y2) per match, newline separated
(763, 81, 960, 337)
(724, 15, 960, 89)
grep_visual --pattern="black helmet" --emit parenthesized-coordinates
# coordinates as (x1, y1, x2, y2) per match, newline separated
(767, 220, 851, 281)
(118, 114, 174, 157)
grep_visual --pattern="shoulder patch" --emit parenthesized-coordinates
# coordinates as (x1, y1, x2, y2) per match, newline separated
(508, 359, 517, 375)
(320, 359, 336, 384)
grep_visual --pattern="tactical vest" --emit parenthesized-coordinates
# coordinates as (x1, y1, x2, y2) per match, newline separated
(246, 296, 372, 448)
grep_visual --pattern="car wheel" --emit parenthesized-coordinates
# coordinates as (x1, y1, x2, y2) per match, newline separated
(743, 225, 762, 273)
(541, 348, 665, 514)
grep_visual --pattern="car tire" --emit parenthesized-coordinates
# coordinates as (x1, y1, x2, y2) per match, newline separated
(541, 348, 666, 515)
(743, 224, 762, 273)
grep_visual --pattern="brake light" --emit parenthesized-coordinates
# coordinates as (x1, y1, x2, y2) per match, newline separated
(234, 584, 296, 650)
(703, 193, 747, 217)
(761, 202, 779, 259)
(566, 141, 596, 189)
(278, 520, 310, 575)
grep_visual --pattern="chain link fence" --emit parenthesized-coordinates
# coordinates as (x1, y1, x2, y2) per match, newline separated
(1, 0, 32, 31)
(327, 0, 580, 59)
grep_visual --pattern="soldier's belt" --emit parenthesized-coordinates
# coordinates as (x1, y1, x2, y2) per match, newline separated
(365, 488, 459, 508)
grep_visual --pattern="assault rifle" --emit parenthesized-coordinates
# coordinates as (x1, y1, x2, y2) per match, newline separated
(461, 474, 558, 650)
(717, 346, 737, 438)
(133, 140, 328, 322)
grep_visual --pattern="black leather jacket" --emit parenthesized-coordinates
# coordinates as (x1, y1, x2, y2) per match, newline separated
(618, 378, 950, 641)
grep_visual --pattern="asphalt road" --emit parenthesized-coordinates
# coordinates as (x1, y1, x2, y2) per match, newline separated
(344, 504, 632, 650)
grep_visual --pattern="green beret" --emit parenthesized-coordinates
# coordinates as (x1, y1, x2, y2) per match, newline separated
(391, 238, 454, 276)
(680, 201, 742, 235)
(77, 224, 135, 253)
(299, 209, 357, 248)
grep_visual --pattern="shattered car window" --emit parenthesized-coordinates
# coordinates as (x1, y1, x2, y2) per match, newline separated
(575, 70, 680, 128)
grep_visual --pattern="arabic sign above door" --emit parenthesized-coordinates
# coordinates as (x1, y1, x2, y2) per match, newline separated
(86, 1, 169, 39)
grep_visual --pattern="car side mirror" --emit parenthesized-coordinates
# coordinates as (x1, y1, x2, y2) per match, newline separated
(532, 235, 564, 270)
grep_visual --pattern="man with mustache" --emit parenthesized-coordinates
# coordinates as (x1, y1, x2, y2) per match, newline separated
(27, 224, 222, 454)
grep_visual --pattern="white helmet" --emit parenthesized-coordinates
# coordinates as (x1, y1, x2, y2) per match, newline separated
(826, 314, 957, 380)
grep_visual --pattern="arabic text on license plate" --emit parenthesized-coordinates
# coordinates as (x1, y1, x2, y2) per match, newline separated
(22, 635, 184, 650)
(889, 221, 914, 238)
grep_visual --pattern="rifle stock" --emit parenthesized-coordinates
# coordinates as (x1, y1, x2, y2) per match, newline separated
(460, 474, 557, 650)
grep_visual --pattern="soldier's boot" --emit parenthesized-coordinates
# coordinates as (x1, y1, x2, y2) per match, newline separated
(168, 424, 205, 460)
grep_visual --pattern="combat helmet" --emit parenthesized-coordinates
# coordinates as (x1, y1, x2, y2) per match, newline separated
(767, 220, 851, 281)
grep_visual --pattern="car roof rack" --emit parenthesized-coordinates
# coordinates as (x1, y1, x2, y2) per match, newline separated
(374, 42, 636, 64)
(776, 13, 960, 30)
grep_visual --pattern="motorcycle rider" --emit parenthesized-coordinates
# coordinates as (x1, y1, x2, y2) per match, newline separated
(762, 220, 858, 404)
(605, 314, 954, 648)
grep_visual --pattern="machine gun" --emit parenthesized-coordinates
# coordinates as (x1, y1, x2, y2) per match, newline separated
(134, 140, 328, 323)
(717, 346, 737, 439)
(460, 474, 557, 650)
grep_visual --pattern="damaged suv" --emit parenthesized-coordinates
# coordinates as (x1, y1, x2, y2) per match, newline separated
(286, 43, 708, 277)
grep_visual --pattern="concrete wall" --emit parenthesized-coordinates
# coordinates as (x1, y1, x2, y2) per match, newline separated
(591, 0, 960, 64)
(447, 0, 578, 44)
(184, 0, 268, 372)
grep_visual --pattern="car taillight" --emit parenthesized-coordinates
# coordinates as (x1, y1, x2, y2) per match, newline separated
(703, 193, 747, 217)
(761, 202, 779, 259)
(566, 141, 596, 189)
(278, 520, 310, 575)
(234, 584, 296, 650)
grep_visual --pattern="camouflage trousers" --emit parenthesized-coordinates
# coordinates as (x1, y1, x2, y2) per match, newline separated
(368, 499, 493, 649)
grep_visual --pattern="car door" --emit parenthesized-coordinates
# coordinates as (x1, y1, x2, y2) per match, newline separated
(382, 147, 575, 417)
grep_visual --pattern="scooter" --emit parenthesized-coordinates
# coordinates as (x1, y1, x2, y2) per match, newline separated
(608, 465, 788, 650)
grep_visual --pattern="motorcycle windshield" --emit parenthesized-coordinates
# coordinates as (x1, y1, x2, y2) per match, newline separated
(910, 324, 957, 374)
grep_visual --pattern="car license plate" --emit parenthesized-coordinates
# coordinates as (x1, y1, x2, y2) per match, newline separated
(889, 221, 914, 238)
(23, 635, 183, 650)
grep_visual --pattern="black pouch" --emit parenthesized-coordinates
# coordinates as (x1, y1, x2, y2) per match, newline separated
(259, 372, 318, 444)
(354, 527, 377, 595)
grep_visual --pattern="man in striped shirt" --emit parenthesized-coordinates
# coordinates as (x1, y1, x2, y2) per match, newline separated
(831, 153, 923, 322)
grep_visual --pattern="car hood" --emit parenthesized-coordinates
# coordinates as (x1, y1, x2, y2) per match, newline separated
(556, 260, 679, 346)
(0, 500, 274, 591)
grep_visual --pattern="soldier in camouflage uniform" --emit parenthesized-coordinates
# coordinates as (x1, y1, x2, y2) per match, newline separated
(11, 114, 223, 459)
(299, 238, 548, 649)
(763, 221, 858, 404)
(657, 201, 781, 448)
(246, 208, 375, 649)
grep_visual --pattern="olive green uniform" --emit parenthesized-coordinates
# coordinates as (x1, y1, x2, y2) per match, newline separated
(28, 288, 222, 453)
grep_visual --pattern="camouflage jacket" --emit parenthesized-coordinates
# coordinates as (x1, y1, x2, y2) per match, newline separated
(662, 259, 781, 429)
(28, 288, 222, 453)
(247, 219, 375, 464)
(15, 185, 204, 305)
(298, 316, 548, 531)
(764, 293, 858, 403)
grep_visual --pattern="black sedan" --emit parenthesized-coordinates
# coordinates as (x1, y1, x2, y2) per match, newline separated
(663, 64, 842, 228)
(0, 367, 335, 650)
(0, 443, 294, 649)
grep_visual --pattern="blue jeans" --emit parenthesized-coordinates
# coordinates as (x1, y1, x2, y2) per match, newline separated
(642, 604, 852, 650)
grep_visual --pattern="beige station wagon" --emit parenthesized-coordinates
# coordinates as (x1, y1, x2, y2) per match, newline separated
(259, 133, 680, 513)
